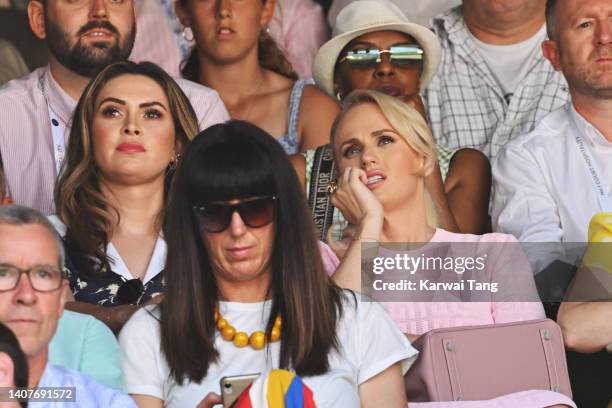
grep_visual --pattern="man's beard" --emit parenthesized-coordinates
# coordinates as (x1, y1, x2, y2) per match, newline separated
(45, 19, 136, 78)
(563, 46, 612, 100)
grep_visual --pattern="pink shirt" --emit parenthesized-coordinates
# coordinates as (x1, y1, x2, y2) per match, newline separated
(130, 0, 184, 77)
(0, 65, 229, 214)
(380, 229, 545, 334)
(319, 240, 340, 273)
(321, 229, 544, 331)
(269, 0, 329, 79)
(322, 230, 575, 407)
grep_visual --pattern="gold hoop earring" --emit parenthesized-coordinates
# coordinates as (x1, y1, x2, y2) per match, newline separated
(167, 153, 181, 173)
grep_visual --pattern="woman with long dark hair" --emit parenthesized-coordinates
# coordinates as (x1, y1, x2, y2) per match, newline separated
(119, 121, 416, 407)
(53, 61, 199, 332)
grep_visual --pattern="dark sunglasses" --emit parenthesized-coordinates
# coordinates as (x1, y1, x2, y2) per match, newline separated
(116, 278, 144, 305)
(339, 44, 424, 67)
(192, 196, 278, 233)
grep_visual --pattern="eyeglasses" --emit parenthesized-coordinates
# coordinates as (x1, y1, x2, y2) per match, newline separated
(116, 278, 144, 305)
(339, 44, 424, 67)
(192, 196, 278, 233)
(0, 264, 66, 292)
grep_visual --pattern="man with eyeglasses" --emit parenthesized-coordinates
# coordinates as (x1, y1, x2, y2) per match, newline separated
(0, 205, 135, 406)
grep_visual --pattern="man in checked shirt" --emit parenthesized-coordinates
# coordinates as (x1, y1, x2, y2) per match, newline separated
(423, 0, 570, 161)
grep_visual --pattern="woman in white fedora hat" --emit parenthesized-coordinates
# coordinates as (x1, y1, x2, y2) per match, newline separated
(292, 0, 491, 243)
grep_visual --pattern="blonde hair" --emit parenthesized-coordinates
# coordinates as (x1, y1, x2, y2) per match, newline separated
(331, 89, 438, 226)
(55, 61, 199, 278)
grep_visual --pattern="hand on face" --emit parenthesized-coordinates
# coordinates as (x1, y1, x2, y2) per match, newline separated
(330, 167, 384, 227)
(333, 102, 428, 218)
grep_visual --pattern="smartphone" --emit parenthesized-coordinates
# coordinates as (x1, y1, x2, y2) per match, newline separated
(220, 373, 260, 408)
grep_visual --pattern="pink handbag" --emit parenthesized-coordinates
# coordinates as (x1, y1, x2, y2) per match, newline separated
(405, 319, 573, 402)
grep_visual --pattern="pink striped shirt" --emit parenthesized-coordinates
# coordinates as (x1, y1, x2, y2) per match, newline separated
(269, 0, 329, 79)
(129, 0, 184, 77)
(0, 65, 229, 214)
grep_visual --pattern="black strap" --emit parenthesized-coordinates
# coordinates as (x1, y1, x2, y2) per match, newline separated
(307, 144, 337, 240)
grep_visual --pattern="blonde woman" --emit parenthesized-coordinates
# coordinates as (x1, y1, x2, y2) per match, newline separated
(53, 61, 199, 333)
(329, 90, 575, 407)
(330, 90, 542, 319)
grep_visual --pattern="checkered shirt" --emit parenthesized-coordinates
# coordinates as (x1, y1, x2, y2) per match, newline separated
(422, 6, 570, 161)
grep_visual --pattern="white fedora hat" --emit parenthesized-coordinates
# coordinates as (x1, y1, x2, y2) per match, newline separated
(313, 0, 441, 97)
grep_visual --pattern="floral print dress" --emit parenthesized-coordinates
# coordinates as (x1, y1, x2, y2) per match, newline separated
(64, 237, 166, 307)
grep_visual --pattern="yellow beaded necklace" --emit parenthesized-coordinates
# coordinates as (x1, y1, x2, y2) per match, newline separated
(215, 309, 282, 350)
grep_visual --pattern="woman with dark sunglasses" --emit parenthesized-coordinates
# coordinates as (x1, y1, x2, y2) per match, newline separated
(292, 0, 491, 242)
(50, 61, 199, 333)
(119, 121, 416, 407)
(174, 0, 339, 154)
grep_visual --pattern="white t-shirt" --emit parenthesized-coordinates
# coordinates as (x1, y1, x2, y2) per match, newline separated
(119, 293, 417, 408)
(470, 25, 548, 98)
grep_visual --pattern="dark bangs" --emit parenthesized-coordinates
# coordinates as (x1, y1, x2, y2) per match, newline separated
(162, 119, 345, 383)
(182, 122, 279, 205)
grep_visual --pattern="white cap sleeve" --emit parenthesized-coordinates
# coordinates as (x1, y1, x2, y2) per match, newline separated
(119, 307, 166, 399)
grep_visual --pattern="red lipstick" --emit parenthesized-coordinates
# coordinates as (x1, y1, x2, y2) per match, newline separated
(117, 142, 145, 153)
